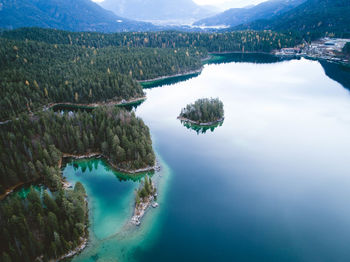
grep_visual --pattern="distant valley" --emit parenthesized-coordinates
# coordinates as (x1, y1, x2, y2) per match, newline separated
(99, 0, 217, 24)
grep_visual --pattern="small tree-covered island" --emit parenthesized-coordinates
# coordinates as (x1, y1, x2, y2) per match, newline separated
(178, 98, 225, 126)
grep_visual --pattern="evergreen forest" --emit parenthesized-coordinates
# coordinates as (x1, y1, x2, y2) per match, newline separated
(179, 98, 224, 124)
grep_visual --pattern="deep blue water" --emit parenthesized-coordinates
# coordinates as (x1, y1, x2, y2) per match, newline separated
(69, 56, 350, 262)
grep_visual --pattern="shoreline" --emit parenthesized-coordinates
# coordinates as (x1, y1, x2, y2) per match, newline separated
(56, 196, 89, 261)
(131, 183, 158, 226)
(208, 51, 274, 55)
(45, 96, 147, 111)
(60, 152, 159, 175)
(301, 54, 350, 66)
(275, 53, 350, 66)
(0, 182, 27, 201)
(56, 236, 88, 261)
(139, 52, 277, 85)
(177, 116, 225, 126)
(0, 96, 147, 125)
(139, 68, 203, 84)
(2, 152, 158, 201)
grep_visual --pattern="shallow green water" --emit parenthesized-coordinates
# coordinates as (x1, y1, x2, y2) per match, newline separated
(63, 159, 146, 240)
(64, 156, 171, 262)
(12, 185, 47, 199)
(66, 55, 350, 262)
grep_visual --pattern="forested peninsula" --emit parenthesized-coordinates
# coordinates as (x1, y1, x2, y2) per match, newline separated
(0, 106, 155, 260)
(0, 107, 155, 194)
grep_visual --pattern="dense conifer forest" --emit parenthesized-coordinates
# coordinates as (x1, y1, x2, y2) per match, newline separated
(0, 183, 88, 261)
(1, 28, 300, 52)
(0, 37, 202, 121)
(0, 106, 155, 193)
(179, 98, 224, 124)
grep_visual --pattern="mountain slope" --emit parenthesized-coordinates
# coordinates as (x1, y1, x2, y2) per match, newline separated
(235, 0, 350, 35)
(0, 0, 156, 32)
(195, 0, 305, 27)
(100, 0, 215, 22)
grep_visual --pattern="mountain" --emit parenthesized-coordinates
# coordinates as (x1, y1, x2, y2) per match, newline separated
(194, 0, 306, 27)
(99, 0, 216, 23)
(0, 0, 156, 32)
(234, 0, 350, 36)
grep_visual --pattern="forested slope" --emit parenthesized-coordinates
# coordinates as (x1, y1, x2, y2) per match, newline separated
(235, 0, 350, 37)
(0, 0, 155, 32)
(1, 28, 300, 52)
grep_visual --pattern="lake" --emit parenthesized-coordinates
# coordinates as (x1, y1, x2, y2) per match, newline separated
(65, 55, 350, 262)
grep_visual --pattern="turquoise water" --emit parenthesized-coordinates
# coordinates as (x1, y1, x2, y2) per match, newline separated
(66, 56, 350, 261)
(64, 156, 171, 262)
(63, 159, 147, 240)
(11, 185, 48, 199)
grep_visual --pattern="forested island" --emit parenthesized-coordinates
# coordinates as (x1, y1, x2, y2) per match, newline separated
(178, 98, 224, 126)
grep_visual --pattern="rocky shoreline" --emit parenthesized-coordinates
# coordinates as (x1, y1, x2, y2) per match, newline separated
(60, 152, 159, 175)
(0, 182, 27, 200)
(138, 68, 203, 83)
(55, 229, 88, 261)
(177, 116, 225, 126)
(131, 186, 158, 226)
(56, 196, 89, 261)
(44, 96, 147, 112)
(0, 96, 147, 125)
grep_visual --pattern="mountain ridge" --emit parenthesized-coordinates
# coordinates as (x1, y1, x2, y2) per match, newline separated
(234, 0, 350, 36)
(0, 0, 157, 32)
(194, 0, 306, 27)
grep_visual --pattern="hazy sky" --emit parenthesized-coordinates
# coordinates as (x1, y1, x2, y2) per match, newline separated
(92, 0, 267, 9)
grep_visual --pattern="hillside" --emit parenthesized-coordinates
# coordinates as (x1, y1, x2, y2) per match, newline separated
(234, 0, 350, 36)
(194, 0, 305, 27)
(0, 0, 156, 32)
(100, 0, 215, 22)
